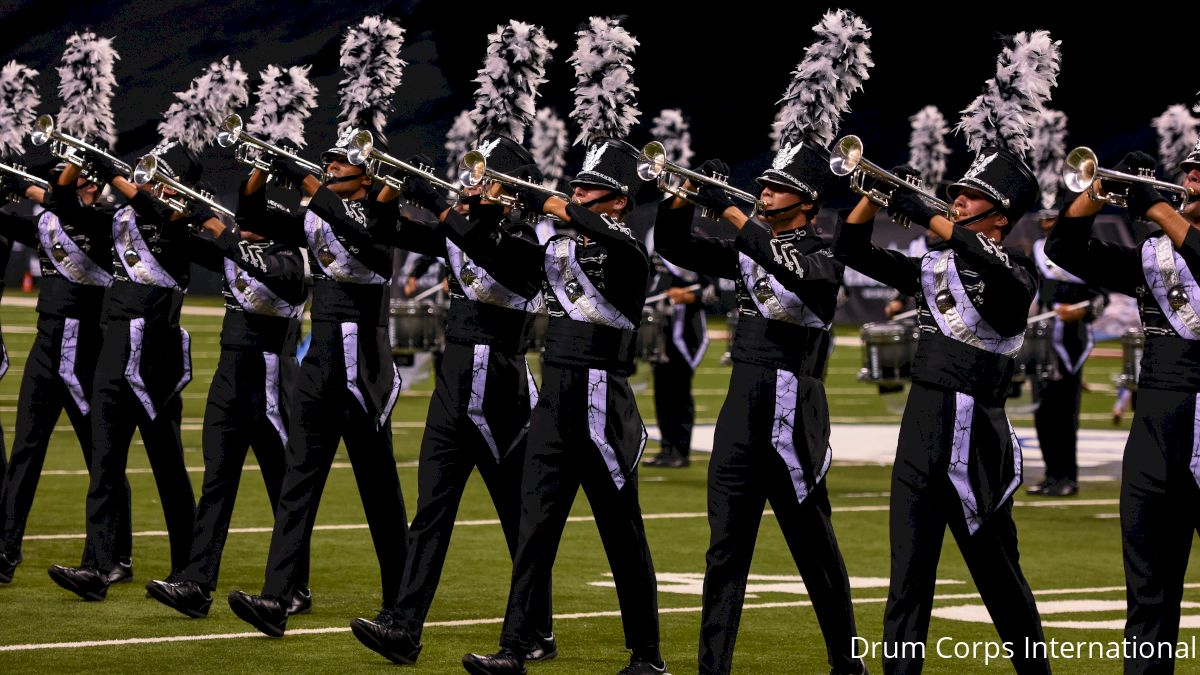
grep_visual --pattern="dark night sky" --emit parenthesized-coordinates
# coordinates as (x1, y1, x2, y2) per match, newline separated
(5, 0, 1200, 208)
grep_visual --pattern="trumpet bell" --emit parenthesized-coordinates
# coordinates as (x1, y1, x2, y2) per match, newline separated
(1063, 146, 1099, 193)
(133, 155, 158, 186)
(348, 130, 374, 166)
(829, 135, 864, 177)
(460, 151, 487, 188)
(637, 141, 667, 181)
(30, 114, 54, 147)
(216, 114, 243, 149)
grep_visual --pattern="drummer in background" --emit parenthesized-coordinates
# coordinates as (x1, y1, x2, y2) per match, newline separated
(882, 229, 943, 319)
(1045, 146, 1200, 674)
(642, 232, 718, 469)
(1028, 193, 1106, 497)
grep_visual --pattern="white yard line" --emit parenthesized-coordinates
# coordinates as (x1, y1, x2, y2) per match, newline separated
(21, 501, 1117, 542)
(1, 583, 1181, 653)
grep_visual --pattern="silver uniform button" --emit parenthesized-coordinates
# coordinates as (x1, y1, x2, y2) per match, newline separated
(460, 265, 477, 286)
(317, 246, 335, 267)
(753, 277, 773, 303)
(1168, 284, 1189, 311)
(935, 290, 955, 313)
(565, 279, 583, 302)
(234, 273, 249, 292)
(51, 242, 67, 262)
(123, 247, 141, 266)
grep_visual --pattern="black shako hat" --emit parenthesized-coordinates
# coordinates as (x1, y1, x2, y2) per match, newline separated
(756, 140, 831, 201)
(947, 146, 1040, 219)
(1181, 137, 1200, 173)
(570, 137, 642, 197)
(474, 134, 538, 181)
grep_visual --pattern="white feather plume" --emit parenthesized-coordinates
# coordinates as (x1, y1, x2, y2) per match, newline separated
(530, 107, 568, 185)
(907, 106, 950, 187)
(1153, 104, 1200, 180)
(338, 15, 406, 138)
(771, 9, 873, 150)
(0, 61, 40, 158)
(569, 16, 640, 146)
(444, 109, 476, 181)
(156, 56, 249, 154)
(1031, 109, 1068, 209)
(956, 30, 1062, 158)
(56, 32, 119, 148)
(651, 108, 693, 169)
(470, 20, 556, 145)
(247, 64, 318, 147)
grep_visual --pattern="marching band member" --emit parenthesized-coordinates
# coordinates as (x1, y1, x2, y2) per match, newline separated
(226, 16, 407, 638)
(656, 12, 870, 674)
(145, 64, 316, 618)
(461, 17, 667, 675)
(833, 31, 1060, 674)
(48, 53, 250, 601)
(0, 42, 129, 585)
(348, 21, 557, 666)
(1045, 139, 1200, 674)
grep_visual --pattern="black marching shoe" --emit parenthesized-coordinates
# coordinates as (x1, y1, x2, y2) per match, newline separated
(462, 647, 526, 674)
(105, 558, 133, 584)
(351, 609, 423, 665)
(619, 656, 668, 674)
(47, 564, 109, 601)
(525, 632, 558, 662)
(832, 657, 869, 675)
(146, 579, 212, 618)
(0, 552, 22, 584)
(1025, 478, 1054, 496)
(1042, 478, 1079, 497)
(228, 591, 287, 637)
(287, 586, 313, 616)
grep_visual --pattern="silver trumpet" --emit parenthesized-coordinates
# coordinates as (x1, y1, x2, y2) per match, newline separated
(0, 162, 51, 194)
(215, 113, 324, 177)
(638, 141, 765, 214)
(460, 150, 568, 208)
(347, 129, 465, 197)
(829, 134, 958, 227)
(1064, 146, 1194, 211)
(29, 114, 132, 178)
(133, 154, 234, 219)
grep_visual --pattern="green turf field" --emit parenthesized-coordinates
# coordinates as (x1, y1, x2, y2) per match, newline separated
(0, 297, 1194, 674)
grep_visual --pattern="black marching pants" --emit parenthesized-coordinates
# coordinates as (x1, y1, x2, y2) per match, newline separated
(499, 363, 659, 653)
(260, 322, 406, 605)
(652, 339, 697, 459)
(83, 319, 193, 573)
(1120, 388, 1200, 675)
(1033, 365, 1084, 481)
(178, 349, 292, 592)
(699, 362, 858, 675)
(0, 315, 132, 562)
(883, 383, 1048, 675)
(394, 343, 550, 639)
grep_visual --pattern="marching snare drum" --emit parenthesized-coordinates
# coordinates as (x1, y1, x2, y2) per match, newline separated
(858, 321, 917, 384)
(720, 310, 738, 365)
(1015, 319, 1057, 382)
(636, 307, 669, 364)
(1117, 327, 1144, 391)
(389, 299, 445, 355)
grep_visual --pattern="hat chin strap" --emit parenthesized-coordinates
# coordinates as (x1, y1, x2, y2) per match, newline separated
(322, 171, 365, 187)
(578, 190, 623, 209)
(760, 200, 805, 219)
(954, 205, 1001, 229)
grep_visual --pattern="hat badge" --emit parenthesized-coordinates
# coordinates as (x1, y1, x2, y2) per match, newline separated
(964, 152, 998, 181)
(583, 143, 608, 172)
(335, 127, 356, 148)
(773, 142, 804, 171)
(477, 137, 502, 158)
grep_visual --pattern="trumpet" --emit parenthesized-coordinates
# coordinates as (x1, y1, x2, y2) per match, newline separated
(830, 135, 958, 227)
(132, 154, 234, 219)
(29, 114, 132, 179)
(637, 141, 765, 214)
(0, 162, 50, 194)
(1064, 146, 1194, 211)
(460, 150, 568, 208)
(346, 129, 465, 197)
(215, 113, 324, 178)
